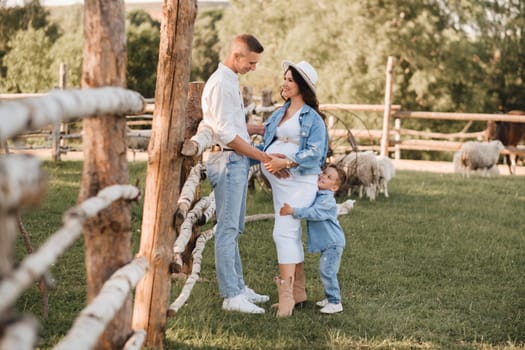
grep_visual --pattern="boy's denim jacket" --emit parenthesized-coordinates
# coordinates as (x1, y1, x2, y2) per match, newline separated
(256, 101, 329, 175)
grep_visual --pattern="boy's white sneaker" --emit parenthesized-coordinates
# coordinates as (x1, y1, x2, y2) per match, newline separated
(320, 302, 343, 314)
(222, 294, 265, 314)
(316, 299, 328, 307)
(243, 286, 270, 303)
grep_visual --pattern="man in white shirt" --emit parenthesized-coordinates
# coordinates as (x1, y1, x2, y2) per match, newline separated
(203, 34, 273, 314)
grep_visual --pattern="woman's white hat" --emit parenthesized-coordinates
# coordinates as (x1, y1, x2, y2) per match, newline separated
(282, 60, 318, 94)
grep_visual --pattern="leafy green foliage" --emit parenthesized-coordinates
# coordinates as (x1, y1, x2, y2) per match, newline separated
(190, 8, 223, 82)
(126, 9, 160, 98)
(3, 27, 53, 92)
(0, 0, 59, 91)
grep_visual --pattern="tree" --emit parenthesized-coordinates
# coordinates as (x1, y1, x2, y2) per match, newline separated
(216, 0, 523, 116)
(190, 8, 222, 82)
(445, 0, 525, 111)
(2, 27, 53, 92)
(126, 9, 160, 98)
(0, 0, 58, 85)
(48, 4, 83, 88)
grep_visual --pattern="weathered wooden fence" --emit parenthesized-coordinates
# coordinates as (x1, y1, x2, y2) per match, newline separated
(0, 87, 150, 350)
(3, 57, 525, 163)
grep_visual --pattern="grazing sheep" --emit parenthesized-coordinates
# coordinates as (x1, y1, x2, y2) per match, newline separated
(334, 151, 380, 201)
(376, 155, 395, 197)
(456, 140, 504, 177)
(126, 128, 151, 161)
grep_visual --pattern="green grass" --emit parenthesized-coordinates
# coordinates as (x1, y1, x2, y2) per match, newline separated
(14, 161, 525, 349)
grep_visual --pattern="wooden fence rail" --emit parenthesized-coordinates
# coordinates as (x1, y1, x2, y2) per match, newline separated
(3, 90, 525, 162)
(0, 87, 148, 350)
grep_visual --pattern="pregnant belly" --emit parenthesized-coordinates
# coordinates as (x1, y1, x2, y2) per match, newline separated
(266, 141, 298, 159)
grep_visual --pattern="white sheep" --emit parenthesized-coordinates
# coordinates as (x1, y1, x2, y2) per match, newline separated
(375, 155, 395, 197)
(456, 140, 504, 177)
(334, 151, 380, 201)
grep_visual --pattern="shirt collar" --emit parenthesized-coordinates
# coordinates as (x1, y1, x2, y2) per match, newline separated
(218, 62, 238, 82)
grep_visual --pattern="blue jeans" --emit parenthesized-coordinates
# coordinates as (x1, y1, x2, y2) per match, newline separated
(319, 245, 344, 304)
(206, 151, 249, 298)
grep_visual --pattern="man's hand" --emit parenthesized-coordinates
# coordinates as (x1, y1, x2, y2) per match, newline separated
(181, 140, 199, 156)
(280, 203, 294, 216)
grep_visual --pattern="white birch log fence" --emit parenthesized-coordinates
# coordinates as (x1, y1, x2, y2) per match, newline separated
(176, 162, 206, 219)
(0, 87, 148, 349)
(0, 315, 39, 350)
(0, 185, 141, 315)
(0, 87, 145, 144)
(53, 257, 148, 350)
(168, 227, 215, 316)
(123, 329, 147, 350)
(173, 192, 215, 271)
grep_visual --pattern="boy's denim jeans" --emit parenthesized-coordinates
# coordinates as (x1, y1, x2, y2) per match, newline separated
(206, 151, 249, 298)
(319, 245, 344, 304)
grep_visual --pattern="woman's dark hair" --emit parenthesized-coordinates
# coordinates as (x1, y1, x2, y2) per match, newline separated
(280, 66, 327, 122)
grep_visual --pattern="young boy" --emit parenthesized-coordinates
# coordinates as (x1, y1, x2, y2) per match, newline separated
(279, 164, 347, 314)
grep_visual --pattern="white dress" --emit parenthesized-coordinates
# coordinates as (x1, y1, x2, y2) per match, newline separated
(261, 110, 318, 264)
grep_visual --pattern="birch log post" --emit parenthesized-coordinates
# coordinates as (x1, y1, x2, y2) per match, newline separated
(132, 1, 197, 348)
(53, 258, 148, 350)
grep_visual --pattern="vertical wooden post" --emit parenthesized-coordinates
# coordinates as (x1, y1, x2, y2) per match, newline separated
(51, 64, 68, 162)
(177, 82, 204, 274)
(132, 1, 197, 348)
(380, 56, 395, 157)
(394, 118, 401, 160)
(59, 64, 69, 152)
(242, 86, 253, 109)
(79, 1, 131, 349)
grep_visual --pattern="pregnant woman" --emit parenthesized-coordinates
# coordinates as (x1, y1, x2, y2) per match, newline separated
(261, 60, 329, 317)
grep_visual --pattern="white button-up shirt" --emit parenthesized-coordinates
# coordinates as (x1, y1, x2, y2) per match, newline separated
(201, 63, 249, 147)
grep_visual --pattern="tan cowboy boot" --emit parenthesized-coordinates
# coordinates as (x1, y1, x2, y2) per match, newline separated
(274, 276, 295, 317)
(293, 262, 307, 306)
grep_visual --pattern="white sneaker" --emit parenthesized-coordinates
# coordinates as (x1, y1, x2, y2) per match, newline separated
(243, 286, 270, 303)
(316, 299, 328, 307)
(222, 294, 265, 314)
(320, 302, 343, 314)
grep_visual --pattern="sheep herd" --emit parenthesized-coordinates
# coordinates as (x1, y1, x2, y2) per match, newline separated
(330, 138, 516, 201)
(244, 140, 516, 202)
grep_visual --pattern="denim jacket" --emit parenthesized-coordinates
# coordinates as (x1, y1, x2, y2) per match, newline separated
(259, 101, 329, 175)
(292, 189, 346, 253)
